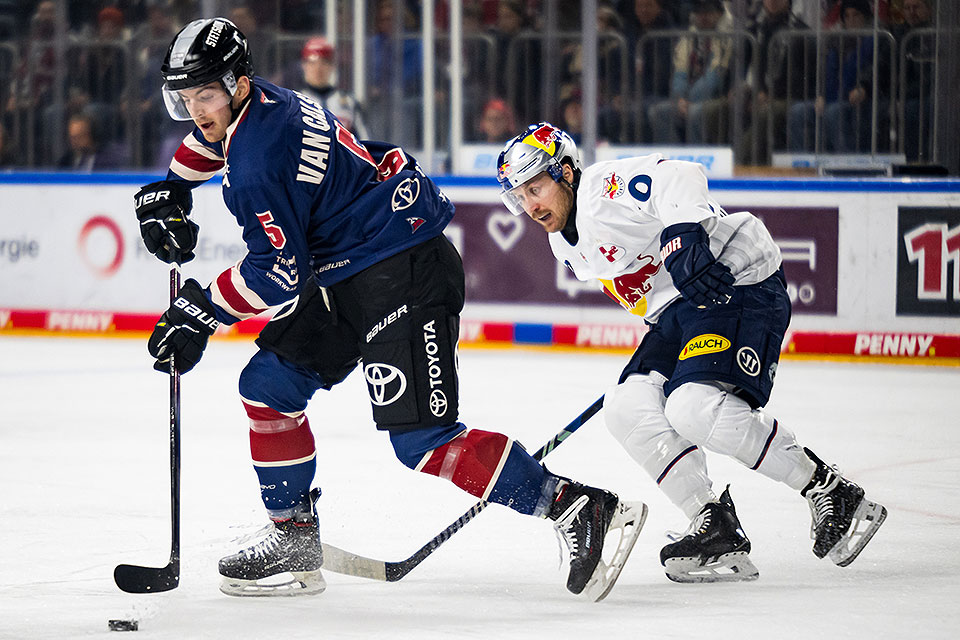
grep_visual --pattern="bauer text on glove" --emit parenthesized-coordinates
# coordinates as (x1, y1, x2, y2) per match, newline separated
(135, 180, 199, 264)
(147, 279, 219, 373)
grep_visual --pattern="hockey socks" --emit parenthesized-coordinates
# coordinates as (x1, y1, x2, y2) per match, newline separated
(400, 427, 547, 515)
(244, 400, 317, 514)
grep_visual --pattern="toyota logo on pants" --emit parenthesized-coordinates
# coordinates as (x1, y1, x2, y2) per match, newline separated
(364, 363, 407, 405)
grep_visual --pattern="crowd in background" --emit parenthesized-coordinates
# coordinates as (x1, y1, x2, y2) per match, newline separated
(0, 0, 941, 171)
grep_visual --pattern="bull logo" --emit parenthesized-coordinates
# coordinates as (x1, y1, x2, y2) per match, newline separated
(523, 124, 558, 154)
(612, 255, 661, 307)
(602, 172, 625, 199)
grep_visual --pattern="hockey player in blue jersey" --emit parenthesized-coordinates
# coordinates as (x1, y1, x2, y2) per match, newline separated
(133, 18, 645, 599)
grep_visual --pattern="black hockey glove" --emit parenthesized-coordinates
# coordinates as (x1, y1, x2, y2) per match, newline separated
(660, 222, 735, 309)
(147, 279, 220, 373)
(134, 180, 198, 264)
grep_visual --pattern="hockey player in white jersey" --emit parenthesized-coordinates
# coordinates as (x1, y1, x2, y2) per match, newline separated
(497, 122, 887, 583)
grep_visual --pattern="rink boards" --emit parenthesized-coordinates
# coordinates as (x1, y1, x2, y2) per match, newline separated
(0, 173, 958, 364)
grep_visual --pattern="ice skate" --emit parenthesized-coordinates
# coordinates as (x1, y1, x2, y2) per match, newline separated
(546, 477, 646, 601)
(660, 485, 759, 583)
(802, 448, 887, 567)
(219, 488, 326, 597)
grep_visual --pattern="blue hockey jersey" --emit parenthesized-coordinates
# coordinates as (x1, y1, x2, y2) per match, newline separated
(167, 77, 454, 325)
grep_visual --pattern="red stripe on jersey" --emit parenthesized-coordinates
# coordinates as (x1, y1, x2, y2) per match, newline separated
(214, 268, 266, 317)
(250, 415, 315, 464)
(173, 144, 224, 173)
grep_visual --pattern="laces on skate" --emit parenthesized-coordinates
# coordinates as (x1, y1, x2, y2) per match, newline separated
(660, 486, 759, 584)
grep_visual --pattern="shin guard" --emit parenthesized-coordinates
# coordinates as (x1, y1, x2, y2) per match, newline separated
(243, 399, 317, 514)
(415, 429, 547, 514)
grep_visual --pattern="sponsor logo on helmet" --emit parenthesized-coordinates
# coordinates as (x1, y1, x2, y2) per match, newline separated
(679, 334, 731, 360)
(602, 172, 625, 199)
(497, 161, 512, 181)
(598, 245, 625, 263)
(205, 20, 225, 47)
(166, 73, 189, 80)
(522, 124, 558, 155)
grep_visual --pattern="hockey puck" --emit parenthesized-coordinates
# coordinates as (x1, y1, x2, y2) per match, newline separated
(108, 619, 139, 632)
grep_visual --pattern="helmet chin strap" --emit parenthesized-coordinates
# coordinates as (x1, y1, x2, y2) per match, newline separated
(559, 167, 581, 246)
(226, 77, 253, 124)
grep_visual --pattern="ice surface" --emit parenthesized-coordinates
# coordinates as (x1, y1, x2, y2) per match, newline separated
(1, 336, 958, 639)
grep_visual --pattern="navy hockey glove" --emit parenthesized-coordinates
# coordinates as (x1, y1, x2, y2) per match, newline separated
(147, 279, 220, 373)
(660, 222, 735, 308)
(134, 180, 198, 264)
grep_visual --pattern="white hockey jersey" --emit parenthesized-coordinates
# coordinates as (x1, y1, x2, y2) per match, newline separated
(549, 154, 781, 323)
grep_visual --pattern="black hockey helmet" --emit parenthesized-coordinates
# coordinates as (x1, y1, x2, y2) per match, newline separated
(160, 18, 253, 120)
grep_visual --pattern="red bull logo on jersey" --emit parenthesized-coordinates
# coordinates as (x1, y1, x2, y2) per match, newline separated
(679, 334, 731, 360)
(602, 172, 625, 199)
(600, 254, 661, 316)
(614, 255, 660, 304)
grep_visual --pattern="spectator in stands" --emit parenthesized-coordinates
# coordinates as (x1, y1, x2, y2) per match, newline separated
(475, 98, 516, 143)
(229, 5, 278, 80)
(787, 0, 878, 151)
(489, 0, 540, 124)
(57, 112, 128, 171)
(559, 90, 585, 144)
(622, 0, 677, 142)
(71, 7, 129, 108)
(888, 0, 935, 161)
(6, 0, 57, 117)
(736, 0, 817, 163)
(0, 121, 16, 168)
(367, 0, 424, 144)
(130, 0, 180, 166)
(299, 36, 369, 138)
(647, 0, 734, 143)
(556, 2, 628, 142)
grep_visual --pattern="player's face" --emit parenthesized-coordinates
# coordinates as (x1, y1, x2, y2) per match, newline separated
(179, 77, 249, 142)
(515, 171, 574, 233)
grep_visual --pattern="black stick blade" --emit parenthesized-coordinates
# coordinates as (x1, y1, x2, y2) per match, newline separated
(114, 562, 180, 593)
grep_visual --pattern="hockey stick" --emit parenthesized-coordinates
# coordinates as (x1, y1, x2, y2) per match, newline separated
(320, 395, 605, 581)
(114, 266, 182, 593)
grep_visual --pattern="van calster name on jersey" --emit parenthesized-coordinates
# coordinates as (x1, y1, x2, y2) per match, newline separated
(293, 91, 332, 185)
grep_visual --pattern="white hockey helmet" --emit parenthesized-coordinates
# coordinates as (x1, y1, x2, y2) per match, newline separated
(497, 122, 582, 216)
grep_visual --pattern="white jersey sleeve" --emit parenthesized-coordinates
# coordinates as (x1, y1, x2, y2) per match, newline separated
(546, 154, 781, 322)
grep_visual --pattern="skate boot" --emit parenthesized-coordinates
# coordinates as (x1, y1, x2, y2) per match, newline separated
(660, 485, 759, 583)
(801, 448, 887, 567)
(546, 476, 647, 601)
(219, 488, 326, 597)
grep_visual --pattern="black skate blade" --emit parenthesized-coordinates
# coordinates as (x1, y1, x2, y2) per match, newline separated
(114, 562, 180, 593)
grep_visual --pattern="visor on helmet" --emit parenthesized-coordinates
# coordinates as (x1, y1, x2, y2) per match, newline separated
(501, 172, 559, 216)
(497, 123, 571, 215)
(161, 71, 237, 121)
